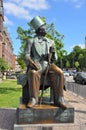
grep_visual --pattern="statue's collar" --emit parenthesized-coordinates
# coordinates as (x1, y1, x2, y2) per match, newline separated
(36, 36, 47, 41)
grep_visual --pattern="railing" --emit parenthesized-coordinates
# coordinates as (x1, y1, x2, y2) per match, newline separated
(66, 82, 86, 99)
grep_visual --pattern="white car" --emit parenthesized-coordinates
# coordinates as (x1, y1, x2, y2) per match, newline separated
(64, 71, 69, 77)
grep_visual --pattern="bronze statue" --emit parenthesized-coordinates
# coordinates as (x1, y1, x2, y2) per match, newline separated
(20, 16, 66, 109)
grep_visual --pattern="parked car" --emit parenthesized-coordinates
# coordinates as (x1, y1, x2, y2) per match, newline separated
(6, 73, 16, 79)
(73, 72, 86, 84)
(73, 72, 77, 80)
(63, 71, 69, 77)
(68, 71, 75, 76)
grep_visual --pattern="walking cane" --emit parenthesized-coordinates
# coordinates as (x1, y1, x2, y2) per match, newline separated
(39, 52, 52, 105)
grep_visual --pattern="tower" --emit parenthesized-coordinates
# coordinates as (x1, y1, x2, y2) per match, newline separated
(85, 36, 86, 49)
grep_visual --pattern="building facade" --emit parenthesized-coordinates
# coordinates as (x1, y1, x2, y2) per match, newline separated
(0, 0, 16, 70)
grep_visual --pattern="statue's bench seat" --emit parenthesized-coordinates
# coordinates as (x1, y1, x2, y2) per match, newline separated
(17, 73, 66, 104)
(17, 73, 52, 90)
(17, 73, 54, 104)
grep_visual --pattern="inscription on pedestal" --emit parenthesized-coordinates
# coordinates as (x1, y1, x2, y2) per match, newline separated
(16, 104, 74, 124)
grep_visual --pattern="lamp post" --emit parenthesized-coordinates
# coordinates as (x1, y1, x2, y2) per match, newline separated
(85, 36, 86, 49)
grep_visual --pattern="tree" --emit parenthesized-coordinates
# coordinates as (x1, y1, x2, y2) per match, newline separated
(17, 53, 26, 69)
(78, 53, 84, 70)
(75, 61, 80, 70)
(81, 49, 86, 70)
(17, 27, 31, 69)
(63, 45, 86, 70)
(66, 61, 70, 69)
(0, 58, 9, 72)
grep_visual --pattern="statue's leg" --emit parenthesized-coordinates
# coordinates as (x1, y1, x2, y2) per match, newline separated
(22, 81, 29, 104)
(49, 64, 67, 108)
(27, 69, 42, 107)
(19, 81, 29, 109)
(49, 70, 59, 104)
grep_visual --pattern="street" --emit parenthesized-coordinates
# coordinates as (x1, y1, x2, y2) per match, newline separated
(64, 76, 86, 99)
(65, 76, 74, 82)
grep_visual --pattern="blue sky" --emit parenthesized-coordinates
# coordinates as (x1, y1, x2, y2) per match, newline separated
(3, 0, 86, 55)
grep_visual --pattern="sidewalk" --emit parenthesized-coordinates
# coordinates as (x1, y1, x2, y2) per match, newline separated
(64, 90, 86, 126)
(0, 90, 86, 130)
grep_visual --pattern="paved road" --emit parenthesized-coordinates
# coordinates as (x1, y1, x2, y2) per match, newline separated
(65, 76, 75, 82)
(64, 76, 86, 100)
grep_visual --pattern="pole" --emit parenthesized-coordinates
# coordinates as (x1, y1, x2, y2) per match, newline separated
(39, 53, 52, 105)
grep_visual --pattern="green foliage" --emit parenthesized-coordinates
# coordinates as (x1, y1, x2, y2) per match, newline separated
(63, 45, 86, 70)
(46, 22, 66, 60)
(75, 61, 79, 67)
(0, 58, 9, 72)
(17, 52, 26, 69)
(75, 61, 79, 69)
(66, 61, 70, 68)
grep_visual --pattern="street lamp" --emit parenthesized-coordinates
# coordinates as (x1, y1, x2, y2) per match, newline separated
(85, 36, 86, 49)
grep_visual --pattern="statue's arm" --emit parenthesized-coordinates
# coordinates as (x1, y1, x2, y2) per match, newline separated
(49, 40, 57, 62)
(24, 38, 40, 70)
(24, 38, 33, 66)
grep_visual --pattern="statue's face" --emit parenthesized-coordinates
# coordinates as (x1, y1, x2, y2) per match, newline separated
(36, 25, 47, 36)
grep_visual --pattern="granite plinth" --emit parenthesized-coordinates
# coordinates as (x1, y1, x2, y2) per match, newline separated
(14, 124, 86, 130)
(16, 103, 74, 124)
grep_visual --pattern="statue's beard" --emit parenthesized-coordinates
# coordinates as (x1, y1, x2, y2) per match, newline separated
(36, 29, 47, 36)
(40, 30, 46, 36)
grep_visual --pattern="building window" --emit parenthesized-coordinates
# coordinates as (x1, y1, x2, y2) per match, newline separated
(0, 7, 3, 15)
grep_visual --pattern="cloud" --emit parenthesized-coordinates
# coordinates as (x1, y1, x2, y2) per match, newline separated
(3, 0, 49, 26)
(77, 44, 85, 49)
(4, 16, 13, 26)
(64, 0, 85, 8)
(20, 0, 49, 10)
(3, 0, 49, 21)
(70, 43, 85, 50)
(53, 0, 85, 8)
(4, 2, 32, 20)
(8, 0, 49, 10)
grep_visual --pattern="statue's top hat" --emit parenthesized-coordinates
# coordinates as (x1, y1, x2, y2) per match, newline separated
(30, 16, 46, 30)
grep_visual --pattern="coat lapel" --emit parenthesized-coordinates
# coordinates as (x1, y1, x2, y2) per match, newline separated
(34, 37, 47, 56)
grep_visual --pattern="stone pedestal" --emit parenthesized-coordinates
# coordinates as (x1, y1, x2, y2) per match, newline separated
(14, 124, 86, 130)
(16, 103, 74, 124)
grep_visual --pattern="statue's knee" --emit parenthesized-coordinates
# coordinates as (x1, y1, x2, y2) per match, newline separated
(60, 71, 64, 75)
(30, 70, 36, 74)
(58, 70, 64, 76)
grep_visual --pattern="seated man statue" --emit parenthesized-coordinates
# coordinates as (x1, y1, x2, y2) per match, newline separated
(20, 16, 66, 108)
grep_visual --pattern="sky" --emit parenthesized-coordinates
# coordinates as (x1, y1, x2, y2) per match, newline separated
(3, 0, 86, 55)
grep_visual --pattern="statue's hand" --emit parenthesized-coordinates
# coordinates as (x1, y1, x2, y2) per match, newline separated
(28, 57, 40, 70)
(49, 46, 55, 53)
(40, 54, 48, 61)
(49, 46, 56, 62)
(28, 57, 34, 64)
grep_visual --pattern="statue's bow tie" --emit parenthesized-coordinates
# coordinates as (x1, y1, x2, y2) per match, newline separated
(38, 36, 47, 41)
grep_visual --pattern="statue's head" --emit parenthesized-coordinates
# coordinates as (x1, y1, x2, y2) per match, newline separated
(30, 16, 47, 36)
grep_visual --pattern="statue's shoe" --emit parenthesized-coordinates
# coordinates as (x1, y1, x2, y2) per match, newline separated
(27, 98, 37, 108)
(19, 104, 27, 109)
(56, 96, 67, 108)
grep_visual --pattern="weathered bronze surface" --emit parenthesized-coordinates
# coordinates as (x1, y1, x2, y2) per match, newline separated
(16, 16, 74, 124)
(17, 16, 68, 108)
